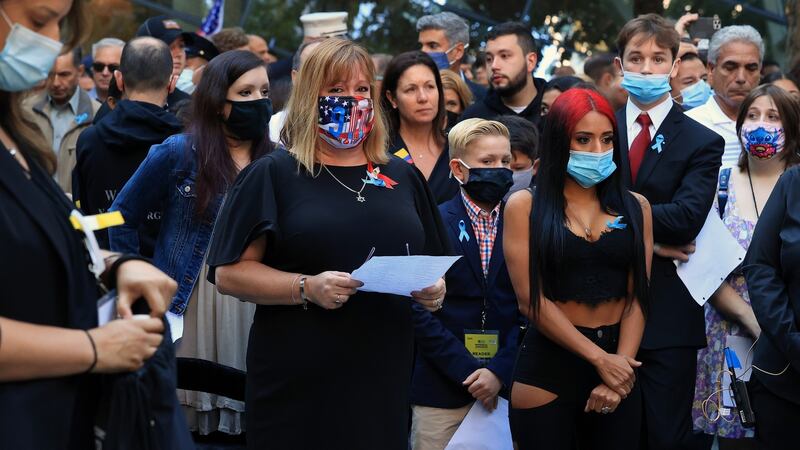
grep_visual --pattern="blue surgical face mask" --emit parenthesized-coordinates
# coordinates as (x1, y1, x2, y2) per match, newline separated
(176, 67, 196, 94)
(427, 45, 458, 70)
(0, 7, 63, 92)
(567, 149, 617, 188)
(619, 59, 674, 105)
(679, 79, 711, 109)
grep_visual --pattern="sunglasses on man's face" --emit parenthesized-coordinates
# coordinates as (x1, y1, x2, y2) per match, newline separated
(92, 63, 120, 74)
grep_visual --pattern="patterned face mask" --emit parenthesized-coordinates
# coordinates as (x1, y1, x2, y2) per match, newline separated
(317, 95, 375, 149)
(739, 122, 785, 160)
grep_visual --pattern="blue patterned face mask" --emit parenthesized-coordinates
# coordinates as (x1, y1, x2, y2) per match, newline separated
(0, 6, 63, 92)
(567, 149, 617, 188)
(680, 79, 712, 109)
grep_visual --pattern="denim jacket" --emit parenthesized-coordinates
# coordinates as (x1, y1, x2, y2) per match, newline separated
(109, 134, 222, 315)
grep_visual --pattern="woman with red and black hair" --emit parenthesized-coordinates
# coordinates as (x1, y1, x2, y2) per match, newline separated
(503, 88, 653, 449)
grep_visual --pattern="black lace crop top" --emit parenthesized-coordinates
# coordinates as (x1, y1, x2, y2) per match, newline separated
(545, 220, 634, 305)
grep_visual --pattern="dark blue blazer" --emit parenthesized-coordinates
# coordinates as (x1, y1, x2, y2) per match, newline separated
(411, 195, 523, 409)
(744, 167, 800, 405)
(616, 103, 724, 349)
(465, 77, 487, 101)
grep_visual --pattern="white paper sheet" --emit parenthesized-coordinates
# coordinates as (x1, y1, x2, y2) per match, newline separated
(166, 311, 184, 342)
(445, 398, 513, 450)
(97, 291, 116, 326)
(676, 208, 747, 306)
(350, 255, 461, 297)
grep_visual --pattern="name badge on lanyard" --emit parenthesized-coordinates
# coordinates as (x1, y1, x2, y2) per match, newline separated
(464, 329, 499, 360)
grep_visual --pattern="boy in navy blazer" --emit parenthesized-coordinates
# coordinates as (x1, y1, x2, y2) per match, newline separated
(410, 119, 524, 450)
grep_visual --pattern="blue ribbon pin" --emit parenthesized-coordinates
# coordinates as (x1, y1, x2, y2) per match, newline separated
(606, 216, 627, 230)
(651, 134, 665, 153)
(458, 220, 470, 242)
(75, 112, 89, 125)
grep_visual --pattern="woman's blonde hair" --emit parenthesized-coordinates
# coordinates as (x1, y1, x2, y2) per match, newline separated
(282, 38, 389, 173)
(439, 69, 473, 111)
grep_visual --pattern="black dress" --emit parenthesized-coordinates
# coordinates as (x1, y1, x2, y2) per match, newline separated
(389, 132, 459, 205)
(207, 149, 449, 450)
(0, 143, 98, 449)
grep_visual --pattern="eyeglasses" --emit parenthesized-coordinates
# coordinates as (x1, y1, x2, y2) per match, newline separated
(91, 63, 119, 74)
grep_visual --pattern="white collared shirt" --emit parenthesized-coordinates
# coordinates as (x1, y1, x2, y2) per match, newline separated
(685, 95, 738, 168)
(625, 96, 674, 152)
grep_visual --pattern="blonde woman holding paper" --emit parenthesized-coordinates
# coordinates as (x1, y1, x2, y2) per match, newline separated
(206, 38, 449, 450)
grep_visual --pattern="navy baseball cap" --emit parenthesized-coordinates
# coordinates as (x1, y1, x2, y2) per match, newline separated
(184, 33, 219, 61)
(136, 16, 195, 47)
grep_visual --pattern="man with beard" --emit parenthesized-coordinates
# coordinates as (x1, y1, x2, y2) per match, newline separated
(459, 22, 546, 125)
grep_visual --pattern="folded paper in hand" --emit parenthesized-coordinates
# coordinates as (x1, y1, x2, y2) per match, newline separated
(445, 398, 513, 450)
(676, 208, 746, 306)
(351, 255, 461, 296)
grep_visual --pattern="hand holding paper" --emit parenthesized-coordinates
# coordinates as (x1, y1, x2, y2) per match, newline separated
(350, 255, 461, 297)
(676, 208, 746, 306)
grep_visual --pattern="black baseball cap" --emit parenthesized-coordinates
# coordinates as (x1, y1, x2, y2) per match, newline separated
(137, 15, 195, 47)
(184, 33, 219, 61)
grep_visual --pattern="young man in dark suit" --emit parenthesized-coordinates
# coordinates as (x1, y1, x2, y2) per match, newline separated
(613, 14, 725, 450)
(410, 119, 523, 450)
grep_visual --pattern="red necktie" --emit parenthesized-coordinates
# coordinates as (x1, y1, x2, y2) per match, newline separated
(629, 113, 652, 184)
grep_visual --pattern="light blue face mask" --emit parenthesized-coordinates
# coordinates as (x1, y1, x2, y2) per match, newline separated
(0, 7, 63, 92)
(567, 149, 617, 188)
(679, 79, 712, 109)
(176, 67, 196, 94)
(619, 62, 674, 105)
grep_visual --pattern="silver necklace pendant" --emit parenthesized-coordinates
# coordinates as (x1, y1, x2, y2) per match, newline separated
(357, 194, 366, 203)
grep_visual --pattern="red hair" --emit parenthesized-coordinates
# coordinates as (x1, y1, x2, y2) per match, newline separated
(548, 88, 617, 137)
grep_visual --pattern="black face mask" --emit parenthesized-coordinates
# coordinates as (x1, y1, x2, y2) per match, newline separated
(459, 161, 514, 206)
(224, 97, 272, 141)
(445, 110, 461, 131)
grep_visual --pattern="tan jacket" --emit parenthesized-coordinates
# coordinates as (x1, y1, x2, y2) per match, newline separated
(23, 90, 101, 194)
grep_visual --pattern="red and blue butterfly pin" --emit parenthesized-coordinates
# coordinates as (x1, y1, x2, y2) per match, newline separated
(363, 162, 398, 189)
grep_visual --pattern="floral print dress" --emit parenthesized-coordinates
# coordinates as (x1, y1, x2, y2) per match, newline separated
(691, 174, 756, 438)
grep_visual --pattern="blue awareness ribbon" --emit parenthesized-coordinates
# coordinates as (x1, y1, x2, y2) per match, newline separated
(458, 220, 470, 242)
(606, 216, 627, 230)
(75, 112, 89, 125)
(651, 134, 665, 153)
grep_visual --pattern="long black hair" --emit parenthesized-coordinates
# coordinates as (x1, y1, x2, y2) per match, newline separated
(529, 88, 649, 318)
(379, 51, 447, 145)
(189, 50, 273, 216)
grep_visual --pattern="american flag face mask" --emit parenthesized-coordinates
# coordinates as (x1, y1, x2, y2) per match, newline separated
(317, 95, 375, 149)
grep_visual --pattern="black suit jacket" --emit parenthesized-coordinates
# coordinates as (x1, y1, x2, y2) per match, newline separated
(744, 167, 800, 405)
(616, 103, 724, 349)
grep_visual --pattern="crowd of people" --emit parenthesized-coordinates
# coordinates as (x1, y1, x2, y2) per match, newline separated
(1, 0, 799, 449)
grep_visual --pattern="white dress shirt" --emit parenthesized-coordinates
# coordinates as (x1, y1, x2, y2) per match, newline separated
(624, 96, 674, 152)
(685, 95, 738, 168)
